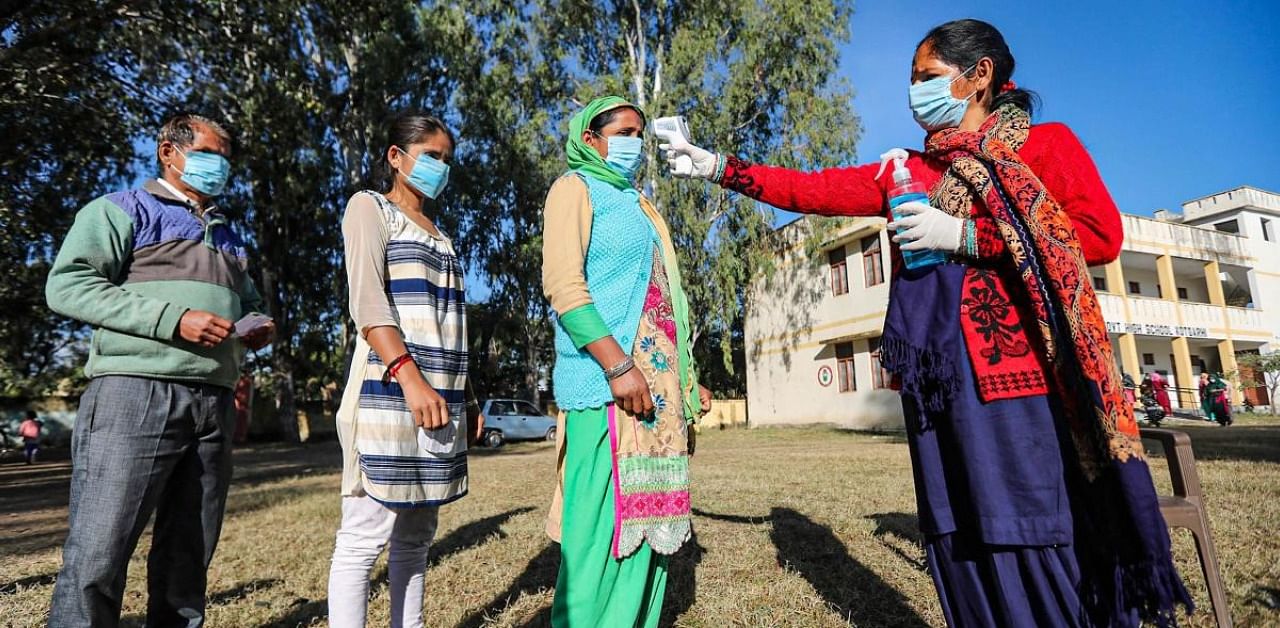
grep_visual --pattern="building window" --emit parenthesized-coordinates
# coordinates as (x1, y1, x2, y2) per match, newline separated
(1128, 281, 1141, 295)
(1214, 219, 1240, 234)
(1092, 276, 1107, 292)
(828, 247, 848, 296)
(862, 234, 884, 287)
(1143, 353, 1155, 366)
(868, 336, 890, 389)
(1177, 287, 1188, 300)
(836, 342, 856, 393)
(1263, 218, 1273, 242)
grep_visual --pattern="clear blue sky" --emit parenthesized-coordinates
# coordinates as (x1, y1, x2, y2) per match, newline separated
(839, 0, 1280, 216)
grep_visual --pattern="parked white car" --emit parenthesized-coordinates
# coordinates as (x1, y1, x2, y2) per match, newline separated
(480, 399, 556, 448)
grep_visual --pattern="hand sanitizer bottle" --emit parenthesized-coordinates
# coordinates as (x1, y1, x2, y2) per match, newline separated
(877, 149, 947, 271)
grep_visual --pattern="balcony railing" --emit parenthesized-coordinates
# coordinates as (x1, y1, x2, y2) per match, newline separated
(1127, 295, 1178, 324)
(1098, 294, 1270, 339)
(1121, 214, 1252, 260)
(1226, 306, 1266, 331)
(1180, 302, 1223, 328)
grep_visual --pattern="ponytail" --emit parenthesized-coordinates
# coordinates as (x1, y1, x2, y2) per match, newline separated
(991, 85, 1039, 118)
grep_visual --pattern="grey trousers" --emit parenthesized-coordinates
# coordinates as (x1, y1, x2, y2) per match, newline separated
(49, 376, 235, 628)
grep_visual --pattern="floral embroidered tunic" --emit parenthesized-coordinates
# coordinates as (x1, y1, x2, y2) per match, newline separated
(608, 247, 693, 556)
(542, 175, 695, 556)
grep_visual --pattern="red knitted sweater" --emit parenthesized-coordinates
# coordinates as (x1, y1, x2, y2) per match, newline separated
(721, 122, 1123, 400)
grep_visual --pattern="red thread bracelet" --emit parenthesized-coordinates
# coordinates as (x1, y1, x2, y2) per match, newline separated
(381, 353, 414, 386)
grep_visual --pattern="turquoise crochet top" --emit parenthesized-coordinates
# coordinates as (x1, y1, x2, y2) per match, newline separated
(551, 173, 660, 411)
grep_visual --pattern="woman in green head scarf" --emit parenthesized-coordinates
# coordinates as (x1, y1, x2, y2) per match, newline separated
(1207, 372, 1233, 426)
(1198, 372, 1217, 422)
(541, 96, 713, 627)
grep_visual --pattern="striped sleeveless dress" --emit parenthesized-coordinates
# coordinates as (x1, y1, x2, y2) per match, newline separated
(336, 190, 470, 507)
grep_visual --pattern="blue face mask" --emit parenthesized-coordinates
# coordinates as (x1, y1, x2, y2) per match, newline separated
(396, 147, 450, 199)
(604, 135, 644, 178)
(909, 64, 978, 131)
(173, 148, 231, 196)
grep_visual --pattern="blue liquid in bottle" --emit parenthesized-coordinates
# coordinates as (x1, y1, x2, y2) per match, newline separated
(888, 177, 948, 271)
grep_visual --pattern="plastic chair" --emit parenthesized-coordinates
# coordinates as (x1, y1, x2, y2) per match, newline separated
(1141, 427, 1233, 628)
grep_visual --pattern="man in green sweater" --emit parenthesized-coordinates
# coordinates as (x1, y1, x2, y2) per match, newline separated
(46, 112, 274, 627)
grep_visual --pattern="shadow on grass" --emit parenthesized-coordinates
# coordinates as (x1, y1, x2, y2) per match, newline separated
(368, 506, 538, 588)
(261, 597, 328, 628)
(836, 429, 911, 444)
(122, 578, 290, 628)
(661, 537, 705, 627)
(230, 442, 343, 485)
(209, 577, 284, 606)
(0, 441, 344, 557)
(456, 543, 559, 628)
(0, 530, 69, 559)
(868, 512, 926, 572)
(0, 571, 58, 595)
(696, 507, 928, 628)
(264, 507, 540, 627)
(468, 527, 704, 627)
(771, 507, 928, 627)
(431, 506, 537, 567)
(223, 483, 331, 519)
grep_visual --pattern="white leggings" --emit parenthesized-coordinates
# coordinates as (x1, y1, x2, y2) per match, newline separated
(328, 494, 439, 628)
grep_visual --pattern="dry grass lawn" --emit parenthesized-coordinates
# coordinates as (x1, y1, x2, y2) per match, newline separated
(2, 417, 1279, 627)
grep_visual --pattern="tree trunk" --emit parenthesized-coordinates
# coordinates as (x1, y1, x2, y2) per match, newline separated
(523, 320, 540, 407)
(261, 267, 301, 442)
(274, 367, 299, 441)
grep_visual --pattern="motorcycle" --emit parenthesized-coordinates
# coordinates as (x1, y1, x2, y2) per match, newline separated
(1139, 392, 1165, 427)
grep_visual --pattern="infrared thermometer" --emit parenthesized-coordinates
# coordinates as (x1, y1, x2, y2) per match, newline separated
(651, 116, 693, 175)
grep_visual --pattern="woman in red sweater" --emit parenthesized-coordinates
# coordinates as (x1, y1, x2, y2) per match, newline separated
(667, 19, 1191, 628)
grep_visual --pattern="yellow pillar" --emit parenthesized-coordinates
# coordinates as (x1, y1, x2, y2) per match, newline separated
(1104, 259, 1126, 296)
(1204, 260, 1226, 306)
(1105, 259, 1142, 381)
(1118, 333, 1141, 379)
(1217, 339, 1243, 405)
(1171, 337, 1196, 410)
(1157, 254, 1178, 302)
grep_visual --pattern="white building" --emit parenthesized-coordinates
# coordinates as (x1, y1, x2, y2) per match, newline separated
(744, 186, 1280, 428)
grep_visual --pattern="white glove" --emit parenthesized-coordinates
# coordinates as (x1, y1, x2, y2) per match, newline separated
(659, 137, 720, 179)
(888, 201, 964, 253)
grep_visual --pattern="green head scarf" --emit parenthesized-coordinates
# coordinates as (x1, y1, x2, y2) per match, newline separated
(563, 96, 702, 419)
(566, 96, 647, 190)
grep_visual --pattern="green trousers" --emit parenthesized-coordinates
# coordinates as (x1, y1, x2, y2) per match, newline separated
(552, 407, 668, 627)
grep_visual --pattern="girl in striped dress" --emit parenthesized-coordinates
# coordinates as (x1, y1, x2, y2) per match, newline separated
(328, 111, 485, 628)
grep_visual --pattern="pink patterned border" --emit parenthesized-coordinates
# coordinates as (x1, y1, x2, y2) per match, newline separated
(606, 405, 625, 558)
(616, 490, 691, 520)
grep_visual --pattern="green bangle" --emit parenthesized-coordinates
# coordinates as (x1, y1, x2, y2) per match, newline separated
(712, 154, 728, 183)
(963, 219, 978, 258)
